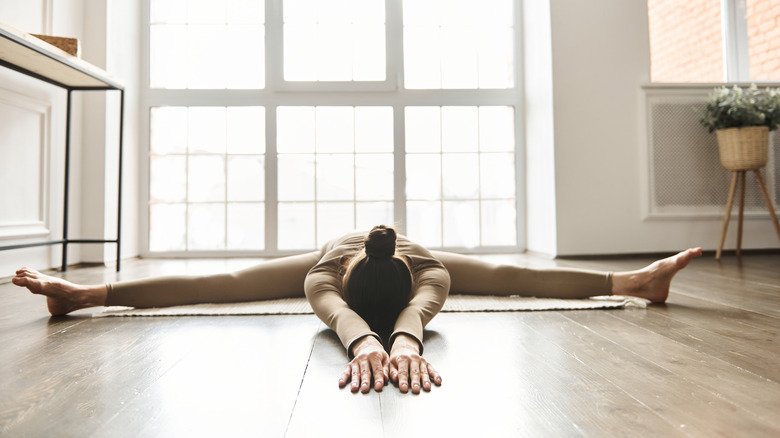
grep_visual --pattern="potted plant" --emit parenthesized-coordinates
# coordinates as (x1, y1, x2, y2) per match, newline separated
(700, 84, 780, 171)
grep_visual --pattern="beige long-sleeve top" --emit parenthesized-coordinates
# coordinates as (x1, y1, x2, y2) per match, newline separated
(303, 231, 451, 354)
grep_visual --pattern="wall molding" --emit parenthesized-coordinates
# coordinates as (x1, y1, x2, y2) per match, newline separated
(0, 87, 51, 240)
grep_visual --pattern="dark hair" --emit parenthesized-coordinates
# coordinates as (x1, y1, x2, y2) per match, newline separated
(343, 225, 413, 346)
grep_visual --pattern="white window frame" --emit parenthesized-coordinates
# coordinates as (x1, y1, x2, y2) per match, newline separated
(139, 0, 526, 258)
(721, 0, 778, 83)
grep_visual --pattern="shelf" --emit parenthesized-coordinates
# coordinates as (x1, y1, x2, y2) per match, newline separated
(0, 22, 123, 90)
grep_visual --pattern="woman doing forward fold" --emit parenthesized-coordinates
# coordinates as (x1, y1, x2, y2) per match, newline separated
(12, 225, 701, 395)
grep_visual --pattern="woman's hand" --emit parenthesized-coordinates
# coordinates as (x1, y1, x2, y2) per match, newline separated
(389, 334, 442, 394)
(340, 336, 389, 393)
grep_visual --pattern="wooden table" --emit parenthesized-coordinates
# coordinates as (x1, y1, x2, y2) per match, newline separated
(0, 23, 125, 271)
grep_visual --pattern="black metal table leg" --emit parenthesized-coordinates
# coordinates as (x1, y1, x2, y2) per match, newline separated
(116, 89, 124, 272)
(61, 89, 72, 272)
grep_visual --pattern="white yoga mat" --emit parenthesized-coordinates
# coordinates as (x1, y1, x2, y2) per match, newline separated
(95, 294, 648, 317)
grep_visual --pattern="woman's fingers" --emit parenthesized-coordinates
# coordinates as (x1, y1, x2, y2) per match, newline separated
(396, 357, 410, 393)
(339, 365, 351, 388)
(350, 363, 360, 393)
(389, 362, 398, 383)
(370, 356, 385, 391)
(420, 359, 432, 391)
(426, 362, 442, 386)
(409, 358, 421, 394)
(359, 359, 371, 394)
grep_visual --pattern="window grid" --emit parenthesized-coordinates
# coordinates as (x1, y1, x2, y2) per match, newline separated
(149, 106, 266, 251)
(405, 106, 516, 248)
(142, 0, 524, 256)
(277, 106, 395, 249)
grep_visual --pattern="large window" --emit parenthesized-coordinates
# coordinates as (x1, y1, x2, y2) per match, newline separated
(648, 0, 780, 82)
(144, 0, 520, 255)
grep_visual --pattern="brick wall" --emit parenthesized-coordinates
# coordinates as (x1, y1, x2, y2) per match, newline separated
(747, 0, 780, 80)
(648, 0, 724, 82)
(648, 0, 780, 82)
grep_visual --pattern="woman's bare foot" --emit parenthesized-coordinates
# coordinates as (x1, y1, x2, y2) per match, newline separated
(611, 248, 702, 303)
(11, 267, 107, 316)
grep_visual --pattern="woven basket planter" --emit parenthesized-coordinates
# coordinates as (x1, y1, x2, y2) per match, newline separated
(715, 126, 769, 171)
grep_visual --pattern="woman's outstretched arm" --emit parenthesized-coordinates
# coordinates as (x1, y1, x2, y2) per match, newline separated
(304, 266, 392, 393)
(386, 253, 450, 394)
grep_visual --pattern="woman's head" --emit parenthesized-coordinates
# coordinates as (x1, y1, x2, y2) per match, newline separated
(342, 225, 413, 345)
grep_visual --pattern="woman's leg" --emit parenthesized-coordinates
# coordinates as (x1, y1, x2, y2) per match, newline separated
(430, 248, 702, 302)
(430, 251, 611, 299)
(12, 251, 322, 314)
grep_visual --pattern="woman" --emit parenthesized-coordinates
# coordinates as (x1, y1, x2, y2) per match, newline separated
(11, 225, 701, 395)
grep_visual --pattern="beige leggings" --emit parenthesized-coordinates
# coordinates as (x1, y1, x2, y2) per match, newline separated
(106, 251, 612, 308)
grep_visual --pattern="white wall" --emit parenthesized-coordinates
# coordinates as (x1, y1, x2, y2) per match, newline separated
(0, 0, 84, 274)
(530, 0, 779, 256)
(0, 0, 140, 274)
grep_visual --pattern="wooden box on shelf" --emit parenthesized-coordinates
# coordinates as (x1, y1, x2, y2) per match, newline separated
(30, 34, 80, 57)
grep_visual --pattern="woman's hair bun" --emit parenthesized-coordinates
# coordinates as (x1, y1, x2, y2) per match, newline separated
(364, 225, 397, 259)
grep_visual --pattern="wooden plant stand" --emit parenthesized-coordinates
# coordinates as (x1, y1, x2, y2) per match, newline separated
(716, 169, 780, 259)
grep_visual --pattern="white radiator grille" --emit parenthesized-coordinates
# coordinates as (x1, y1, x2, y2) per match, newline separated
(645, 88, 779, 218)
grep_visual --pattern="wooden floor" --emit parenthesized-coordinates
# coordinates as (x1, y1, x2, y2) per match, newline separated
(0, 252, 779, 437)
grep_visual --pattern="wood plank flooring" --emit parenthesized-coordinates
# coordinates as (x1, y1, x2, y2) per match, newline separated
(0, 253, 778, 437)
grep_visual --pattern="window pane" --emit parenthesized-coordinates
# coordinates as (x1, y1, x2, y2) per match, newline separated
(316, 107, 354, 152)
(188, 203, 225, 249)
(149, 203, 186, 251)
(283, 24, 317, 81)
(746, 0, 780, 81)
(227, 0, 265, 24)
(356, 202, 393, 230)
(407, 201, 441, 247)
(316, 24, 354, 81)
(443, 201, 479, 247)
(403, 0, 514, 89)
(149, 25, 187, 89)
(481, 200, 516, 246)
(442, 153, 479, 199)
(188, 107, 226, 153)
(188, 155, 225, 202)
(150, 156, 187, 202)
(278, 154, 315, 201)
(405, 107, 440, 153)
(316, 154, 354, 201)
(279, 202, 316, 249)
(151, 0, 186, 24)
(480, 153, 515, 199)
(317, 202, 355, 246)
(406, 154, 441, 200)
(647, 0, 724, 82)
(283, 0, 386, 81)
(441, 106, 478, 152)
(353, 24, 386, 81)
(355, 106, 393, 153)
(403, 26, 441, 89)
(225, 25, 265, 89)
(149, 0, 265, 89)
(151, 107, 187, 154)
(227, 156, 264, 201)
(355, 154, 393, 200)
(227, 107, 265, 154)
(227, 203, 264, 249)
(277, 107, 315, 153)
(186, 25, 227, 88)
(187, 0, 225, 24)
(440, 27, 478, 89)
(479, 106, 514, 152)
(477, 27, 513, 89)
